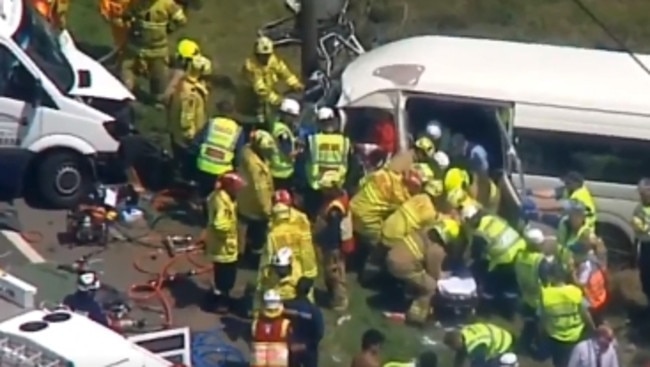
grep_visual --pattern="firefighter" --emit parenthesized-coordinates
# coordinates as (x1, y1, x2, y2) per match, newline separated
(166, 48, 211, 185)
(557, 199, 607, 276)
(160, 38, 213, 103)
(303, 107, 351, 218)
(385, 228, 449, 324)
(460, 204, 526, 300)
(256, 247, 305, 311)
(237, 130, 275, 256)
(205, 172, 246, 312)
(99, 0, 133, 58)
(121, 0, 186, 97)
(194, 103, 244, 194)
(251, 289, 292, 367)
(633, 177, 650, 305)
(411, 136, 445, 181)
(314, 171, 355, 311)
(237, 36, 303, 124)
(270, 98, 301, 191)
(34, 0, 68, 29)
(262, 190, 318, 283)
(443, 323, 514, 367)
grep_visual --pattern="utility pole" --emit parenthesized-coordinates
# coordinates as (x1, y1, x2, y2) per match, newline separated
(299, 0, 318, 80)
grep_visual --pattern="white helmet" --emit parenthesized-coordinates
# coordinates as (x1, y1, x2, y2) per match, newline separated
(524, 227, 545, 245)
(425, 120, 442, 139)
(317, 107, 335, 121)
(271, 247, 293, 266)
(279, 98, 300, 116)
(460, 204, 479, 220)
(77, 271, 100, 292)
(263, 289, 283, 309)
(433, 151, 450, 169)
(498, 353, 518, 367)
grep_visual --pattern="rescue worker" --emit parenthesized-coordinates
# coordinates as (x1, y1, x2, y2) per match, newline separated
(237, 130, 275, 256)
(256, 247, 305, 311)
(284, 277, 324, 367)
(460, 204, 526, 301)
(303, 107, 351, 218)
(529, 170, 597, 228)
(161, 38, 212, 103)
(34, 0, 68, 29)
(450, 133, 500, 212)
(381, 176, 446, 249)
(314, 171, 355, 311)
(262, 190, 317, 283)
(205, 172, 246, 312)
(251, 289, 291, 367)
(411, 136, 438, 181)
(632, 177, 650, 304)
(99, 0, 132, 58)
(538, 258, 595, 367)
(385, 228, 449, 324)
(194, 101, 245, 192)
(352, 161, 424, 281)
(121, 0, 186, 97)
(270, 98, 301, 190)
(443, 322, 514, 367)
(62, 271, 109, 327)
(513, 227, 547, 355)
(444, 167, 474, 213)
(166, 45, 211, 185)
(557, 199, 607, 276)
(237, 36, 303, 124)
(570, 240, 608, 326)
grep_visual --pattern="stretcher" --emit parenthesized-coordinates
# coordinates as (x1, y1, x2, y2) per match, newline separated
(434, 271, 478, 327)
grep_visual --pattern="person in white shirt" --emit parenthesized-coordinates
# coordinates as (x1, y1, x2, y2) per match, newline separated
(567, 325, 620, 367)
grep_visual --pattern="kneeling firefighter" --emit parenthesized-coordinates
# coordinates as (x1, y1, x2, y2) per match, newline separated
(314, 171, 355, 311)
(385, 226, 452, 324)
(251, 289, 292, 367)
(238, 130, 275, 256)
(256, 247, 306, 311)
(262, 190, 318, 283)
(443, 322, 514, 367)
(205, 172, 247, 312)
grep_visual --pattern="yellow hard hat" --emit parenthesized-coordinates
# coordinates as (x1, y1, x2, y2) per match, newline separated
(253, 130, 275, 149)
(177, 39, 200, 59)
(444, 168, 470, 193)
(414, 136, 435, 156)
(319, 171, 342, 189)
(423, 180, 443, 197)
(187, 55, 212, 77)
(255, 36, 274, 55)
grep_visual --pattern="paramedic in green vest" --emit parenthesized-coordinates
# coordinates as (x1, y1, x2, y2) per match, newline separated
(303, 106, 351, 219)
(270, 98, 301, 191)
(556, 199, 607, 278)
(460, 203, 527, 304)
(195, 107, 245, 196)
(632, 178, 650, 305)
(514, 227, 548, 356)
(529, 171, 597, 228)
(443, 322, 514, 367)
(538, 258, 595, 367)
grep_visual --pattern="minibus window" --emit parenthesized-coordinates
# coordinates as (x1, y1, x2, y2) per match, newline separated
(12, 3, 74, 93)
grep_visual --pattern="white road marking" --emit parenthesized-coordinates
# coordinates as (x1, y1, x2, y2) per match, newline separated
(0, 230, 45, 263)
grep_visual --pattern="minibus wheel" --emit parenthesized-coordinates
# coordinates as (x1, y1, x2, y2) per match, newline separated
(36, 151, 92, 208)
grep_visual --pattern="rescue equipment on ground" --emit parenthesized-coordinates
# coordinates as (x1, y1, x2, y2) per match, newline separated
(434, 270, 478, 326)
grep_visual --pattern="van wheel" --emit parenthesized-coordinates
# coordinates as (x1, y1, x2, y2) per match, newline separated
(596, 224, 635, 270)
(37, 152, 92, 208)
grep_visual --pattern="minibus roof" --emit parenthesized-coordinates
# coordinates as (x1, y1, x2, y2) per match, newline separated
(338, 35, 650, 115)
(0, 0, 23, 36)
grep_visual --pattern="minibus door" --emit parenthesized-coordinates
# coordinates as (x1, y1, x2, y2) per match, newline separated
(495, 105, 526, 228)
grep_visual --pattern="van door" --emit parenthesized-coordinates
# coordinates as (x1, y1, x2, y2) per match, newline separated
(0, 42, 46, 199)
(127, 327, 192, 365)
(495, 105, 525, 228)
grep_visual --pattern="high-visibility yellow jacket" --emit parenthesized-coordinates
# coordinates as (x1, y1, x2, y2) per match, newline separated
(205, 189, 238, 263)
(237, 145, 274, 220)
(381, 193, 438, 248)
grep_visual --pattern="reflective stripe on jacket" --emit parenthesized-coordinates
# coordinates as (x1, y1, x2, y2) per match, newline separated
(196, 117, 242, 175)
(306, 133, 350, 189)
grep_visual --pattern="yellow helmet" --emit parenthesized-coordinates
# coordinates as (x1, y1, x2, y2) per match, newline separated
(253, 130, 275, 149)
(444, 168, 470, 193)
(414, 136, 435, 156)
(423, 180, 443, 197)
(319, 171, 342, 189)
(440, 218, 461, 240)
(255, 36, 274, 55)
(177, 39, 200, 59)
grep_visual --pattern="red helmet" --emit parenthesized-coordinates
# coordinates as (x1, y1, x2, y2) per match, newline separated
(273, 190, 292, 205)
(217, 172, 246, 192)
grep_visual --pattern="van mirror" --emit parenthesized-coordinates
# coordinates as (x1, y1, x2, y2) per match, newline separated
(31, 79, 43, 107)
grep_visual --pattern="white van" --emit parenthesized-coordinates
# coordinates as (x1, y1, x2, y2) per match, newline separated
(0, 0, 137, 208)
(337, 35, 650, 267)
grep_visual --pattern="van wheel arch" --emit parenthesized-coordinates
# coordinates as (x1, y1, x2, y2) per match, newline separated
(596, 222, 635, 270)
(27, 148, 94, 208)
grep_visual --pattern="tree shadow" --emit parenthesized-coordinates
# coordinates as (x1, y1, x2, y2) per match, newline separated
(167, 276, 206, 309)
(208, 74, 237, 91)
(365, 286, 408, 313)
(75, 41, 116, 63)
(221, 315, 252, 344)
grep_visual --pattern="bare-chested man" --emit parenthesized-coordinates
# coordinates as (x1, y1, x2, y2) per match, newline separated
(351, 329, 385, 367)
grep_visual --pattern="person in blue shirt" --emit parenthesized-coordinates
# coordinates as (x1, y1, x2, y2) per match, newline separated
(284, 277, 324, 367)
(449, 133, 490, 174)
(62, 271, 109, 327)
